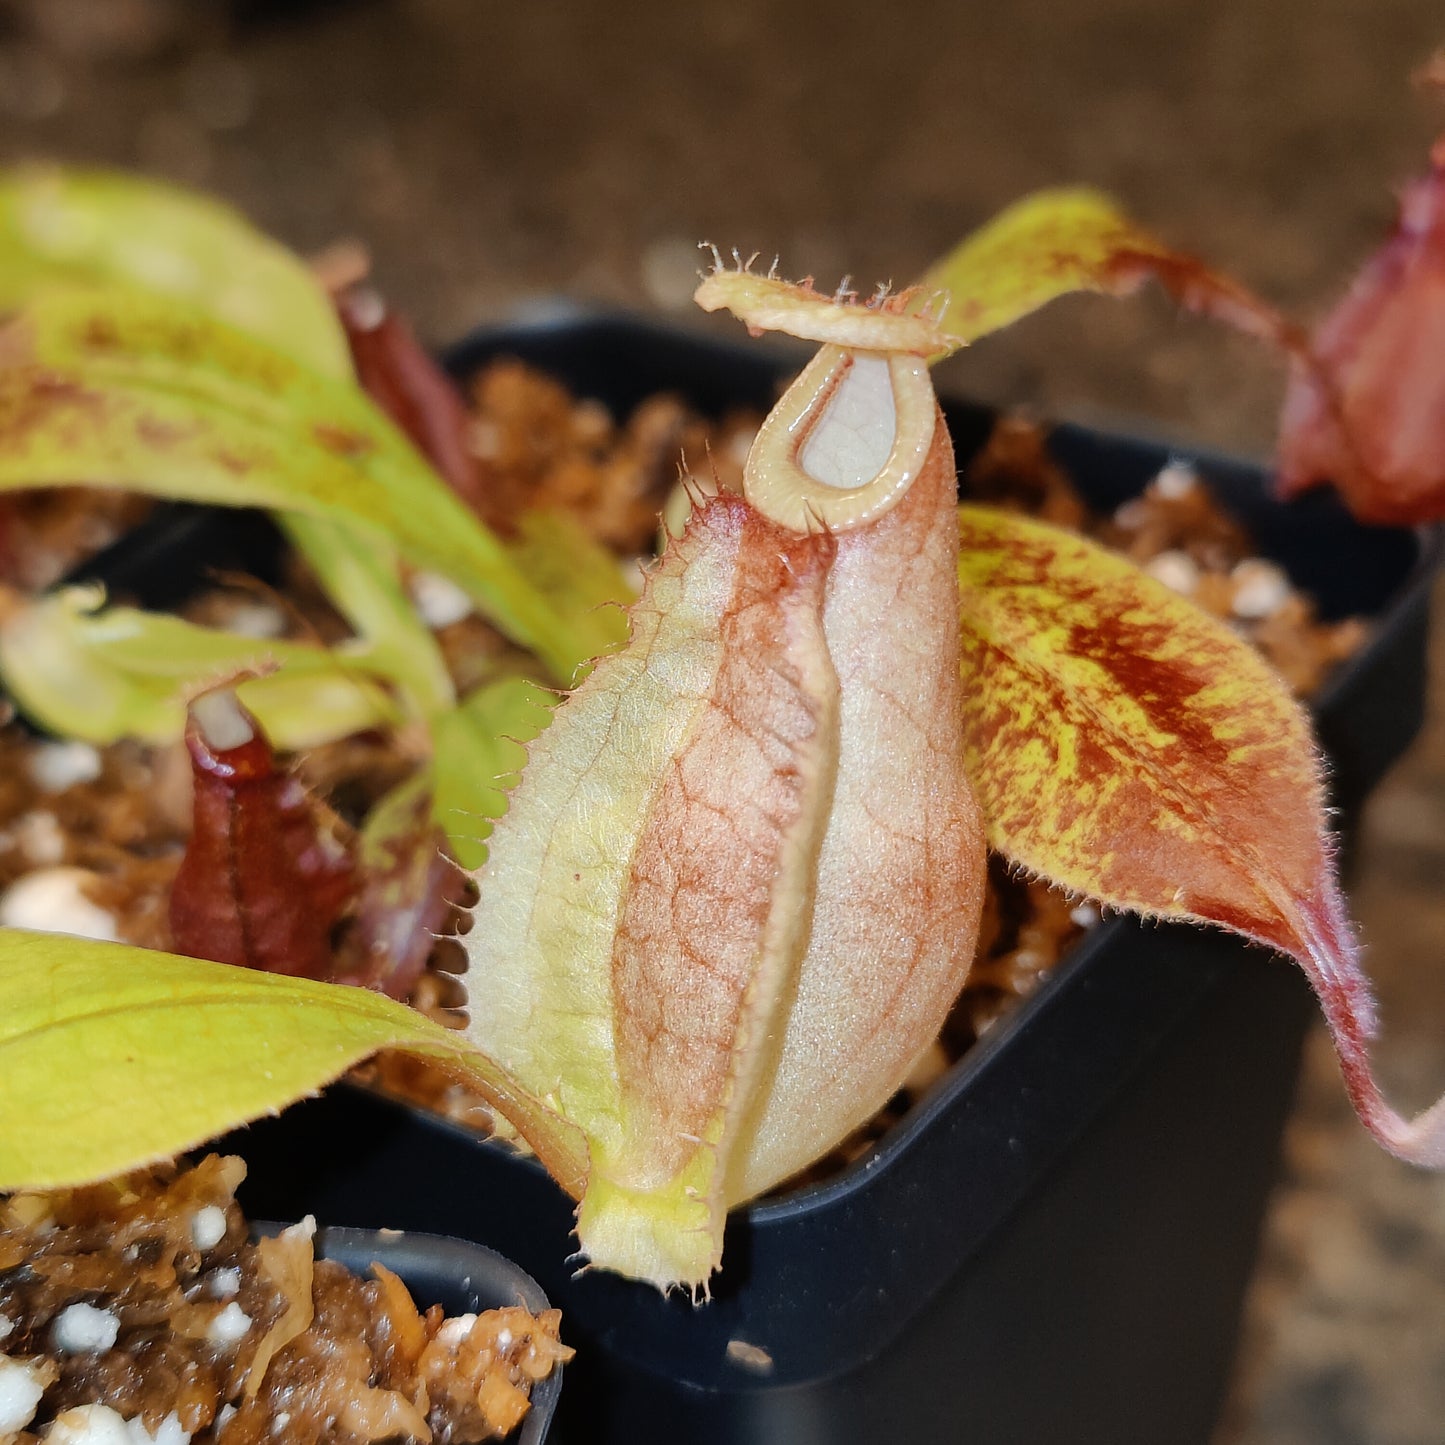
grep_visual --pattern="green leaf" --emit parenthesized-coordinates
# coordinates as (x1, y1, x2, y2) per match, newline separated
(0, 584, 399, 747)
(0, 166, 350, 378)
(0, 928, 589, 1193)
(280, 514, 456, 716)
(507, 510, 633, 663)
(0, 288, 592, 681)
(360, 770, 435, 860)
(431, 677, 556, 868)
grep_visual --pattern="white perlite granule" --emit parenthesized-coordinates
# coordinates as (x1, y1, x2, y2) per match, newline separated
(0, 867, 119, 942)
(1144, 549, 1201, 597)
(208, 1266, 242, 1299)
(408, 570, 474, 628)
(42, 1404, 193, 1445)
(1152, 461, 1198, 500)
(215, 600, 286, 640)
(45, 1404, 132, 1445)
(189, 1205, 228, 1252)
(52, 1301, 120, 1354)
(145, 1411, 192, 1445)
(14, 809, 66, 866)
(0, 1354, 49, 1433)
(434, 1313, 478, 1349)
(27, 740, 104, 794)
(1230, 557, 1291, 620)
(206, 1302, 252, 1348)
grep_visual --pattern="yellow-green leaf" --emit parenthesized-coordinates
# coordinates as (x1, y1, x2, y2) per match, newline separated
(431, 676, 556, 868)
(0, 584, 398, 747)
(0, 929, 589, 1195)
(0, 166, 349, 377)
(955, 503, 1445, 1167)
(919, 188, 1176, 343)
(919, 186, 1288, 349)
(281, 514, 455, 716)
(507, 510, 633, 665)
(0, 287, 590, 682)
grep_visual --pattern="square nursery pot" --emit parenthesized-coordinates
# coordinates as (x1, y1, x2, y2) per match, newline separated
(73, 312, 1437, 1445)
(261, 1225, 563, 1445)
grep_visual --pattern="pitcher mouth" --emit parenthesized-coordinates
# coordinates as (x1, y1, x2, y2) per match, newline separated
(742, 343, 936, 534)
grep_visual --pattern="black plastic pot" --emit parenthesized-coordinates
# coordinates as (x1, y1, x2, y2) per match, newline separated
(92, 313, 1438, 1445)
(253, 1225, 562, 1445)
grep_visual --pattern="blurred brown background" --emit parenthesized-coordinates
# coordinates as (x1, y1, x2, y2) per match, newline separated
(3, 2, 1443, 1440)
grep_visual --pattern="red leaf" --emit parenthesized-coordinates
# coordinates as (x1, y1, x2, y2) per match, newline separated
(1277, 139, 1445, 525)
(336, 287, 495, 520)
(169, 686, 355, 977)
(1102, 246, 1304, 353)
(1290, 882, 1445, 1166)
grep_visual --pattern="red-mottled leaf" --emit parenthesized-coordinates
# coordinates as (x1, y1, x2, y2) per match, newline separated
(0, 166, 350, 377)
(335, 774, 462, 1000)
(336, 287, 494, 520)
(956, 504, 1445, 1165)
(169, 686, 355, 978)
(1277, 138, 1445, 525)
(0, 286, 590, 681)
